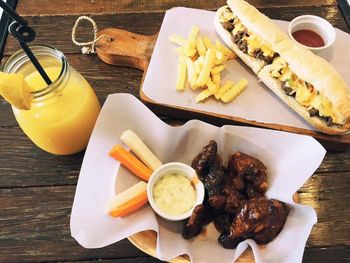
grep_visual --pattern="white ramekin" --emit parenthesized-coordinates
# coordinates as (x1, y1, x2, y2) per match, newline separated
(147, 162, 205, 221)
(288, 15, 336, 52)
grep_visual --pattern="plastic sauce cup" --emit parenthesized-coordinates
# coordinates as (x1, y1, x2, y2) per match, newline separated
(288, 15, 336, 52)
(147, 162, 205, 221)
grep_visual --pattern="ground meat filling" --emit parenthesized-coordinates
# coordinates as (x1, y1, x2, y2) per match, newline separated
(308, 107, 319, 117)
(263, 53, 279, 64)
(253, 48, 279, 63)
(281, 81, 294, 97)
(237, 39, 248, 53)
(220, 21, 276, 64)
(222, 21, 234, 32)
(327, 118, 333, 126)
(253, 48, 264, 60)
(308, 107, 333, 126)
(232, 31, 245, 44)
(323, 116, 333, 126)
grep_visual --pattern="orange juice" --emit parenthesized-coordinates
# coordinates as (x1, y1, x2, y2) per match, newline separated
(3, 46, 101, 155)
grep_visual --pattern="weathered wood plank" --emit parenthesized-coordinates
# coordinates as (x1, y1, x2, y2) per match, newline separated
(65, 246, 350, 263)
(291, 246, 350, 263)
(0, 120, 350, 188)
(73, 258, 162, 263)
(0, 186, 147, 262)
(1, 63, 350, 190)
(1, 127, 350, 188)
(0, 2, 349, 263)
(0, 171, 349, 262)
(3, 6, 348, 57)
(1, 51, 350, 189)
(317, 152, 350, 173)
(0, 127, 84, 187)
(298, 172, 350, 247)
(0, 122, 349, 188)
(15, 0, 338, 16)
(3, 13, 164, 56)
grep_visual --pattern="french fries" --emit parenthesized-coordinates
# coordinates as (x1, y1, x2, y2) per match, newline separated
(196, 89, 213, 103)
(185, 57, 197, 90)
(221, 79, 248, 103)
(196, 49, 215, 87)
(216, 80, 235, 100)
(169, 25, 247, 103)
(196, 37, 206, 56)
(176, 60, 187, 91)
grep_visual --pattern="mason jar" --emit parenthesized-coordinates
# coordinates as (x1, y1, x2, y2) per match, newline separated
(2, 46, 101, 155)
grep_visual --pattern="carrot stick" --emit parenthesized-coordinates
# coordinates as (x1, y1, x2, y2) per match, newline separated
(109, 190, 148, 218)
(109, 145, 152, 181)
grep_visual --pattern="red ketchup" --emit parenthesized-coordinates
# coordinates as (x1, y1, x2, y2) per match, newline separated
(292, 29, 325, 48)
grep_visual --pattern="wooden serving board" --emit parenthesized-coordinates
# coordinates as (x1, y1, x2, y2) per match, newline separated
(96, 28, 350, 152)
(128, 230, 255, 263)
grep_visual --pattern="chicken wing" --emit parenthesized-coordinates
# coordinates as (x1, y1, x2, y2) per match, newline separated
(219, 197, 290, 248)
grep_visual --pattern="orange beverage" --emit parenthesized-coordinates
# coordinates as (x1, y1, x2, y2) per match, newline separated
(2, 46, 101, 155)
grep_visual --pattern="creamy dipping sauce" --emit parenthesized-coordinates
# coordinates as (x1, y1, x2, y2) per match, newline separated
(153, 173, 196, 216)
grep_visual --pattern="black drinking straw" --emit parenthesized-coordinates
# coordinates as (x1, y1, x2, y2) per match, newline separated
(0, 1, 52, 86)
(0, 0, 27, 26)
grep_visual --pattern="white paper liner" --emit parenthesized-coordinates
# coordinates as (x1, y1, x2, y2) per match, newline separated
(71, 93, 325, 263)
(142, 7, 350, 131)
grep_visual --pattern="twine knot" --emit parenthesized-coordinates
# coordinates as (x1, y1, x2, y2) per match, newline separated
(71, 16, 112, 54)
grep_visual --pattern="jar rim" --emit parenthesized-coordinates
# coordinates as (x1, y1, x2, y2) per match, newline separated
(1, 45, 68, 99)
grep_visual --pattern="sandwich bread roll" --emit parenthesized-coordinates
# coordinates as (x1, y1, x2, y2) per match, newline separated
(214, 0, 350, 135)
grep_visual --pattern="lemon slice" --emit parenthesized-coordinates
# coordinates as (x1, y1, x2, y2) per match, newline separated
(0, 72, 33, 110)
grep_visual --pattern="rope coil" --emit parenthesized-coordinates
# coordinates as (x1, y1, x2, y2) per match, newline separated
(72, 16, 112, 54)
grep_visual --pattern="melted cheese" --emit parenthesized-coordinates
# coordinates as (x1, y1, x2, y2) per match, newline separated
(295, 84, 316, 106)
(269, 58, 345, 125)
(220, 7, 234, 23)
(309, 95, 344, 124)
(245, 34, 275, 57)
(309, 95, 329, 116)
(232, 18, 245, 35)
(279, 67, 293, 82)
(273, 57, 287, 68)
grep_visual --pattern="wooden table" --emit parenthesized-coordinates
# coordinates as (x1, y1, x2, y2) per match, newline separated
(1, 1, 349, 262)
